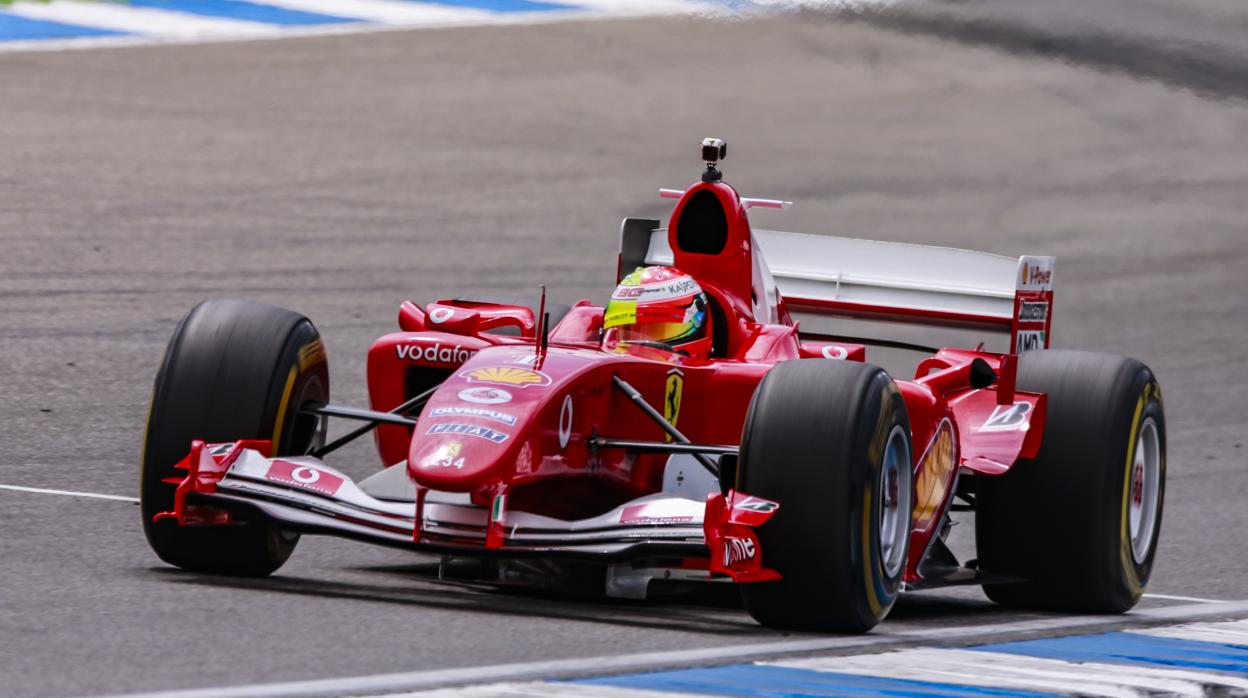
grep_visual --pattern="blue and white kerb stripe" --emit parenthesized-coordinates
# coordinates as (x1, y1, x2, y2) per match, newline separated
(0, 0, 734, 50)
(393, 618, 1248, 697)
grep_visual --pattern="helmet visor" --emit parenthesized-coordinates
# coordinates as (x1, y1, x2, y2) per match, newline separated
(615, 320, 699, 345)
(608, 295, 707, 346)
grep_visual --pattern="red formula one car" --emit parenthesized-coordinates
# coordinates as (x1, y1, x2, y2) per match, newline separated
(141, 139, 1166, 632)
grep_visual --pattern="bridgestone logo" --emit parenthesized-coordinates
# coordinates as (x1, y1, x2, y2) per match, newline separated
(1017, 302, 1049, 323)
(980, 401, 1033, 432)
(737, 499, 778, 513)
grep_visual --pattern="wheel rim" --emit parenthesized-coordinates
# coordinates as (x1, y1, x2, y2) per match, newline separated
(1128, 417, 1161, 564)
(285, 376, 327, 456)
(879, 426, 912, 578)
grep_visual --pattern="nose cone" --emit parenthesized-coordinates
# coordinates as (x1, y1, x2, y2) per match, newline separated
(406, 348, 587, 491)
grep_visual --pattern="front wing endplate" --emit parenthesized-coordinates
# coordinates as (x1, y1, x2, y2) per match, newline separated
(703, 489, 781, 582)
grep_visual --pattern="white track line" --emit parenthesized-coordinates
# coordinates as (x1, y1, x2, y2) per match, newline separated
(384, 684, 690, 697)
(243, 0, 494, 24)
(1143, 592, 1222, 604)
(7, 0, 282, 38)
(1133, 617, 1248, 645)
(563, 0, 727, 14)
(77, 599, 1248, 698)
(0, 483, 138, 503)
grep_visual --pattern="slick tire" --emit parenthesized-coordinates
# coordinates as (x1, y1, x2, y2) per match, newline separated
(141, 299, 329, 576)
(738, 360, 913, 633)
(977, 350, 1165, 613)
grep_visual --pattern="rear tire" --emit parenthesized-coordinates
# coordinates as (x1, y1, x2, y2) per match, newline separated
(141, 299, 329, 576)
(976, 350, 1165, 612)
(738, 360, 913, 633)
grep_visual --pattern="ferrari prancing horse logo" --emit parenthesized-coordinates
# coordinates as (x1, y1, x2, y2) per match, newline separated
(664, 369, 683, 442)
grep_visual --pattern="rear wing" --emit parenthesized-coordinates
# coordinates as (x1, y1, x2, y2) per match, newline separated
(620, 220, 1054, 354)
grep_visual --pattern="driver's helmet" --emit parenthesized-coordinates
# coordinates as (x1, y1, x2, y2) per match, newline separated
(603, 266, 712, 359)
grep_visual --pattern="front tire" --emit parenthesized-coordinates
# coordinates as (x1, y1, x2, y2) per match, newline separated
(141, 299, 329, 576)
(738, 360, 913, 633)
(976, 350, 1165, 612)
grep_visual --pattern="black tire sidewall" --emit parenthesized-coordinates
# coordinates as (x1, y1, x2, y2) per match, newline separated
(739, 360, 911, 632)
(1098, 376, 1165, 606)
(140, 299, 328, 575)
(977, 350, 1165, 612)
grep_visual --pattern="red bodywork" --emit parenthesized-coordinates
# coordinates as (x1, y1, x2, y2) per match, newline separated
(159, 174, 1050, 587)
(360, 178, 1043, 586)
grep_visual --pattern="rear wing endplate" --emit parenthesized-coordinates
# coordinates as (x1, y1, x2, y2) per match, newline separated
(620, 220, 1055, 353)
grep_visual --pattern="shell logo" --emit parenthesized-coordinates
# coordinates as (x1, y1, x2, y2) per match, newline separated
(461, 366, 552, 388)
(913, 422, 956, 530)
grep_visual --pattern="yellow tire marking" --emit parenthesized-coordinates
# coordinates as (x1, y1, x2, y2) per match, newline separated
(860, 381, 895, 619)
(862, 481, 882, 616)
(1119, 387, 1148, 597)
(271, 365, 298, 455)
(297, 338, 326, 372)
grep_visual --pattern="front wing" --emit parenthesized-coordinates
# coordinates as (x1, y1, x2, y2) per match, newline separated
(156, 440, 779, 581)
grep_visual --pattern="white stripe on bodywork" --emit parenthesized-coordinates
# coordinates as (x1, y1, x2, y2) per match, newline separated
(6, 0, 281, 37)
(1132, 618, 1248, 646)
(770, 647, 1248, 698)
(242, 0, 494, 24)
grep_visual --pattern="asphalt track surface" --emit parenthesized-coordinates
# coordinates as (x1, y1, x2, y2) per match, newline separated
(2, 2, 1247, 696)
